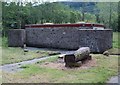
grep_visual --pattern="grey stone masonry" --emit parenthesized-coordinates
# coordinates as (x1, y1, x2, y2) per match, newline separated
(25, 27, 113, 53)
(8, 29, 25, 47)
(7, 27, 112, 53)
(26, 27, 80, 49)
(78, 29, 113, 53)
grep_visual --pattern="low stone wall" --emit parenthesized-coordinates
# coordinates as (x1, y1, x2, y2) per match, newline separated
(7, 27, 112, 53)
(78, 29, 113, 53)
(26, 27, 80, 49)
(25, 27, 113, 53)
(8, 29, 25, 47)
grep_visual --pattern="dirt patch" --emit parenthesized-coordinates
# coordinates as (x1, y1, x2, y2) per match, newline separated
(40, 58, 97, 70)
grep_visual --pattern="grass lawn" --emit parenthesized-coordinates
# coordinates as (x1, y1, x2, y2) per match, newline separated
(1, 37, 59, 65)
(1, 47, 55, 65)
(107, 32, 120, 55)
(0, 70, 1, 84)
(2, 54, 118, 83)
(113, 32, 120, 48)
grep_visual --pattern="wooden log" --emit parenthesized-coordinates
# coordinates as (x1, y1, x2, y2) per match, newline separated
(64, 54, 76, 67)
(64, 47, 91, 67)
(58, 54, 66, 59)
(74, 47, 90, 62)
(81, 55, 92, 63)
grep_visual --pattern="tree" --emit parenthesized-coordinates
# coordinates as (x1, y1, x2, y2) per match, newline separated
(96, 2, 118, 31)
(0, 1, 1, 22)
(94, 2, 100, 23)
(118, 1, 120, 32)
(109, 2, 112, 29)
(81, 2, 85, 21)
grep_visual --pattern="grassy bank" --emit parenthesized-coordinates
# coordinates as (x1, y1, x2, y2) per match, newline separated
(113, 32, 120, 48)
(0, 37, 58, 65)
(2, 54, 118, 83)
(1, 47, 54, 65)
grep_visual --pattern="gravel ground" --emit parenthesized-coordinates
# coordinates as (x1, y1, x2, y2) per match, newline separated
(0, 56, 57, 73)
(1, 47, 76, 73)
(107, 74, 120, 84)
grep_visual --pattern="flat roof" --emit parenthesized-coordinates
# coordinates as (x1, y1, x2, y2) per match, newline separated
(25, 23, 105, 28)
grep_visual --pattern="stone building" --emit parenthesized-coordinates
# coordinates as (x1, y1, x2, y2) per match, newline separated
(8, 23, 113, 53)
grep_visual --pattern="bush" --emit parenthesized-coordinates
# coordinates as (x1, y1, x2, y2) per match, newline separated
(2, 36, 8, 47)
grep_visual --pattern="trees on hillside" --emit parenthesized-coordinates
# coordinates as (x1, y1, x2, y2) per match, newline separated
(96, 2, 118, 31)
(2, 2, 32, 29)
(118, 1, 120, 32)
(2, 2, 82, 29)
(2, 2, 119, 32)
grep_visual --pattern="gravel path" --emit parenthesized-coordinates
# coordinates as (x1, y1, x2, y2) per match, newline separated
(107, 75, 119, 84)
(0, 56, 57, 73)
(1, 47, 75, 73)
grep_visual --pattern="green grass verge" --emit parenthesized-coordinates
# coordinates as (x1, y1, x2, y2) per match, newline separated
(0, 36, 60, 65)
(1, 47, 53, 65)
(0, 70, 1, 84)
(113, 32, 120, 48)
(2, 54, 118, 83)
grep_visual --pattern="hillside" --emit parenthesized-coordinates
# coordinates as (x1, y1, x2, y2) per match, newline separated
(59, 2, 97, 13)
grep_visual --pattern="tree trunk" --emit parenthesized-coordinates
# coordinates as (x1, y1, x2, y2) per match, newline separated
(82, 3, 85, 21)
(64, 47, 91, 67)
(74, 47, 90, 62)
(96, 14, 100, 23)
(64, 54, 76, 67)
(109, 2, 112, 29)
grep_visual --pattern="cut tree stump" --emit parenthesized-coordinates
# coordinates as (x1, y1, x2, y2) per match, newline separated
(64, 47, 91, 67)
(64, 53, 76, 67)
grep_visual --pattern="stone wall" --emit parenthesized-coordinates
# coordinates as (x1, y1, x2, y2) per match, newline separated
(78, 29, 113, 53)
(7, 27, 112, 53)
(25, 27, 112, 53)
(8, 29, 25, 47)
(26, 27, 80, 49)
